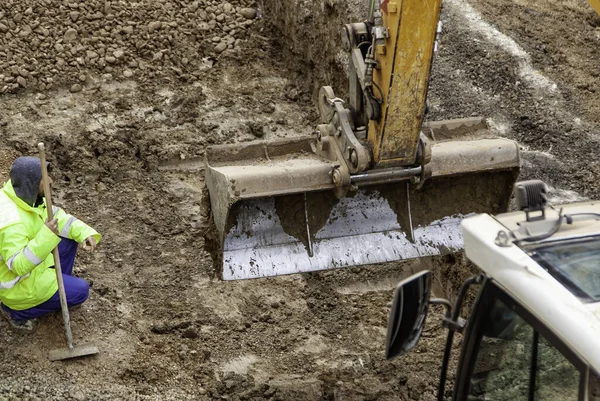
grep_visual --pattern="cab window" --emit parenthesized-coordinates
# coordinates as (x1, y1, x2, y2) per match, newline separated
(457, 283, 584, 401)
(590, 371, 600, 400)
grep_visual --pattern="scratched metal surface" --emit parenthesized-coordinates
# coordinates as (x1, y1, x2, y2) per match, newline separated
(221, 193, 467, 280)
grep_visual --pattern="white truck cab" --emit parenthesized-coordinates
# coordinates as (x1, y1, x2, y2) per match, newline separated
(386, 181, 600, 400)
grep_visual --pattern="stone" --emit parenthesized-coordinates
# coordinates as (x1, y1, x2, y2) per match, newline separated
(70, 11, 80, 22)
(105, 56, 116, 64)
(70, 83, 82, 93)
(64, 28, 78, 42)
(123, 69, 133, 78)
(0, 23, 7, 33)
(239, 8, 257, 20)
(70, 390, 85, 401)
(148, 21, 162, 32)
(16, 76, 26, 87)
(215, 42, 227, 53)
(19, 25, 32, 37)
(36, 26, 50, 36)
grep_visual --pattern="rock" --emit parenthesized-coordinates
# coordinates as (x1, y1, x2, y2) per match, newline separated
(16, 76, 26, 87)
(198, 388, 207, 395)
(247, 122, 265, 137)
(123, 69, 133, 78)
(239, 8, 257, 20)
(122, 26, 134, 34)
(0, 23, 7, 33)
(78, 74, 87, 82)
(64, 28, 78, 42)
(113, 49, 124, 59)
(105, 56, 116, 64)
(223, 3, 234, 13)
(36, 26, 50, 37)
(215, 42, 227, 53)
(19, 25, 32, 37)
(89, 11, 104, 21)
(181, 327, 199, 339)
(70, 11, 80, 22)
(70, 390, 85, 401)
(148, 21, 162, 32)
(70, 83, 82, 93)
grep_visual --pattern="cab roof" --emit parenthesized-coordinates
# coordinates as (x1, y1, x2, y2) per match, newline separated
(461, 201, 600, 371)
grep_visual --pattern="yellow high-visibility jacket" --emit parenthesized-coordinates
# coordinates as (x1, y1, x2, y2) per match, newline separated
(0, 181, 101, 310)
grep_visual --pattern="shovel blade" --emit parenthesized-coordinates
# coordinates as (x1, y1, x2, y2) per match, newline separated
(48, 343, 99, 361)
(205, 121, 520, 280)
(219, 168, 517, 280)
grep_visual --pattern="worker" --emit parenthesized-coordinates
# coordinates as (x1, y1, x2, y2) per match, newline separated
(0, 156, 101, 333)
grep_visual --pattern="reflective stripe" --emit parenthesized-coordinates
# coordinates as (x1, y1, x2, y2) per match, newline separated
(0, 192, 20, 230)
(52, 206, 59, 215)
(61, 216, 78, 238)
(23, 247, 43, 266)
(0, 273, 30, 290)
(6, 251, 21, 271)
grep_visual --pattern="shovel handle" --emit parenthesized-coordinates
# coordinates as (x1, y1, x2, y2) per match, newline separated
(38, 143, 74, 349)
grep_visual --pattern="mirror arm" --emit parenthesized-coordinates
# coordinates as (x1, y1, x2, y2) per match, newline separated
(429, 298, 453, 318)
(430, 298, 466, 332)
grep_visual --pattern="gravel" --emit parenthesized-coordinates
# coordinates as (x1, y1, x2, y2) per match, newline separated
(0, 0, 259, 94)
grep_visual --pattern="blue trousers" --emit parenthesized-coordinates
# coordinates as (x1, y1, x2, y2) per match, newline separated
(3, 238, 89, 321)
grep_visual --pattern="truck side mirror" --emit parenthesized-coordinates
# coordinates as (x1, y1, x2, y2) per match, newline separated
(385, 270, 432, 360)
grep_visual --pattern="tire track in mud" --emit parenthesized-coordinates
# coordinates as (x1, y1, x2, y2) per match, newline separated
(431, 0, 600, 200)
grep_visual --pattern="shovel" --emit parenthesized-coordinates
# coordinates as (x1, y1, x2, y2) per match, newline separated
(38, 143, 99, 361)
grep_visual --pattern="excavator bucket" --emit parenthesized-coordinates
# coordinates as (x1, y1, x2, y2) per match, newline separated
(205, 118, 520, 280)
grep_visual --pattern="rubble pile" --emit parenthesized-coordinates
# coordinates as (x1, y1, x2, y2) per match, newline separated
(0, 0, 259, 93)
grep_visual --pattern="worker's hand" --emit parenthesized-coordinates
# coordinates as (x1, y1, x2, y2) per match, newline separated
(82, 236, 96, 253)
(45, 218, 59, 235)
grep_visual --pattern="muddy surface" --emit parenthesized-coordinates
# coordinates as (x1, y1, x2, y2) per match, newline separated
(0, 0, 598, 400)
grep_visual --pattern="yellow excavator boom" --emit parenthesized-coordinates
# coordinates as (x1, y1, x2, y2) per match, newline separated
(370, 0, 442, 167)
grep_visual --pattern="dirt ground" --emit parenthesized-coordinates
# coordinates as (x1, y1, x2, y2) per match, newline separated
(0, 0, 598, 400)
